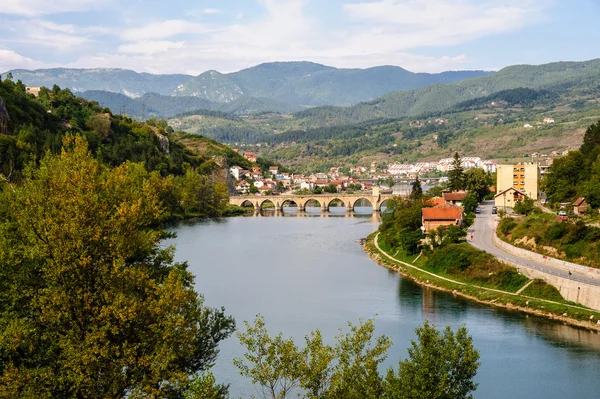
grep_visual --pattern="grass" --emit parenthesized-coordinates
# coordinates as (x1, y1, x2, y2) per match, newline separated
(366, 233, 600, 325)
(498, 212, 600, 268)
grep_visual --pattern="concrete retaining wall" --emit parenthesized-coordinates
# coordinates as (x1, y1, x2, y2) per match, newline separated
(493, 234, 600, 280)
(493, 235, 600, 311)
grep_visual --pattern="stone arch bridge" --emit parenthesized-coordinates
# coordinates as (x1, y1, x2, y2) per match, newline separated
(229, 191, 396, 213)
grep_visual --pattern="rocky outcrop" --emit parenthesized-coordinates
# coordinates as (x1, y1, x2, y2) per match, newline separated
(0, 95, 9, 135)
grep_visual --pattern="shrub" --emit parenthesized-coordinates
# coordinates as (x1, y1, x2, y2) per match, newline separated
(499, 218, 517, 236)
(546, 222, 568, 240)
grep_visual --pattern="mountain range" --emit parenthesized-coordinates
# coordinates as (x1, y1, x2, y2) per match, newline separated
(171, 61, 491, 106)
(4, 62, 490, 109)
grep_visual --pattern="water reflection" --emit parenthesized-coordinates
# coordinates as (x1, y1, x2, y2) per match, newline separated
(167, 216, 600, 399)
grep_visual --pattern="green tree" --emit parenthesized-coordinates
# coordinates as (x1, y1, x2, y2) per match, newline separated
(462, 192, 479, 214)
(0, 136, 235, 398)
(513, 198, 535, 215)
(410, 176, 423, 200)
(580, 119, 600, 156)
(324, 183, 338, 193)
(313, 185, 323, 194)
(235, 317, 480, 399)
(186, 370, 230, 399)
(383, 321, 480, 399)
(448, 152, 465, 192)
(464, 168, 490, 201)
(234, 316, 391, 399)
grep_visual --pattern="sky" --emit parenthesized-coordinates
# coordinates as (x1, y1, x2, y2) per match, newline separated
(0, 0, 599, 75)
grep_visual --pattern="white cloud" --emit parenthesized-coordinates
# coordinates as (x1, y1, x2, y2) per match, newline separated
(118, 40, 186, 55)
(5, 19, 92, 50)
(1, 0, 113, 16)
(186, 8, 221, 17)
(120, 20, 213, 41)
(342, 0, 543, 49)
(0, 49, 51, 71)
(0, 0, 552, 74)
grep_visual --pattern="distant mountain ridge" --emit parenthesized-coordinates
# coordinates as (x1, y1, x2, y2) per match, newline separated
(80, 90, 300, 118)
(294, 58, 600, 127)
(4, 62, 491, 108)
(5, 68, 192, 97)
(172, 61, 491, 106)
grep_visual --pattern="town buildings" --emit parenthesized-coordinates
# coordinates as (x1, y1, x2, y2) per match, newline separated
(496, 162, 540, 202)
(422, 206, 464, 233)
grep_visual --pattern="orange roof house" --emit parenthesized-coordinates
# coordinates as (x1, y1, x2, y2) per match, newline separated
(422, 206, 464, 233)
(443, 191, 468, 205)
(427, 197, 446, 207)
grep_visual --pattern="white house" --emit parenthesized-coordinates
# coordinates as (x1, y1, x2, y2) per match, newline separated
(543, 117, 555, 124)
(229, 165, 243, 180)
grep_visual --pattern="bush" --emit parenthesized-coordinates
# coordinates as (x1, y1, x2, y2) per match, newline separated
(546, 222, 567, 240)
(499, 218, 517, 236)
(425, 245, 471, 273)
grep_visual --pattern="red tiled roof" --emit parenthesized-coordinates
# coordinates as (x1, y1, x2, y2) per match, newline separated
(443, 191, 468, 201)
(574, 197, 587, 207)
(427, 197, 446, 207)
(422, 206, 462, 221)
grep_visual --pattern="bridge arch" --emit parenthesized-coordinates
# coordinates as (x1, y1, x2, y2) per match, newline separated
(327, 198, 346, 211)
(259, 199, 277, 211)
(302, 198, 322, 211)
(239, 199, 255, 210)
(352, 198, 374, 212)
(280, 199, 299, 212)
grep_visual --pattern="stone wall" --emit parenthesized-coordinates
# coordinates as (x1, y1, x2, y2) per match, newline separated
(492, 234, 600, 311)
(493, 234, 600, 280)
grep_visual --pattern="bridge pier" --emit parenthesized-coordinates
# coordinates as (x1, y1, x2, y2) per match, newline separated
(346, 201, 353, 213)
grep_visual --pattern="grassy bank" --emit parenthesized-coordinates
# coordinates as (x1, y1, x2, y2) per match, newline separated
(498, 213, 600, 268)
(365, 233, 600, 331)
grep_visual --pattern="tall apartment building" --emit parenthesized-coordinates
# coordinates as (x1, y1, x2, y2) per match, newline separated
(496, 163, 540, 200)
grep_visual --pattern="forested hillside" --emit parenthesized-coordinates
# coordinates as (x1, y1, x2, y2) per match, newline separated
(0, 76, 252, 219)
(80, 90, 300, 118)
(173, 61, 490, 106)
(295, 59, 600, 127)
(544, 120, 600, 206)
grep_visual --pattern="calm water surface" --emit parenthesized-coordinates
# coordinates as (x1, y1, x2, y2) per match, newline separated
(167, 210, 600, 398)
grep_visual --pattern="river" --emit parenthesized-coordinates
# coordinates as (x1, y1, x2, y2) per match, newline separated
(166, 209, 600, 398)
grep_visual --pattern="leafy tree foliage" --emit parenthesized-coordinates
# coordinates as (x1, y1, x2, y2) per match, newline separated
(545, 120, 600, 207)
(513, 198, 535, 215)
(462, 192, 479, 214)
(0, 137, 235, 398)
(379, 197, 430, 255)
(463, 168, 491, 201)
(384, 321, 480, 399)
(410, 176, 423, 200)
(448, 152, 465, 192)
(234, 316, 479, 399)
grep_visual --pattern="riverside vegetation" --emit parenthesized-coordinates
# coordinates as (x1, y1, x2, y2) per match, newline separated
(495, 120, 600, 267)
(0, 77, 483, 398)
(371, 167, 600, 327)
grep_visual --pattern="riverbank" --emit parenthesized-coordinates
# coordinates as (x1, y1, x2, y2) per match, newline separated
(363, 232, 600, 332)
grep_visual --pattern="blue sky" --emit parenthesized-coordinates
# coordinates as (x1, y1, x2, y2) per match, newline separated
(0, 0, 598, 75)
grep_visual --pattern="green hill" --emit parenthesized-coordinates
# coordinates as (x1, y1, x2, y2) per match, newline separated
(173, 61, 491, 106)
(5, 68, 191, 97)
(80, 90, 300, 118)
(295, 59, 600, 127)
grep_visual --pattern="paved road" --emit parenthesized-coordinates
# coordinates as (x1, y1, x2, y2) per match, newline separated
(467, 201, 600, 287)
